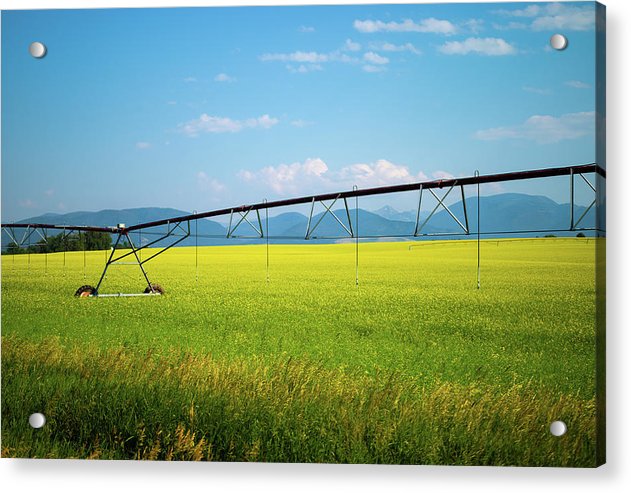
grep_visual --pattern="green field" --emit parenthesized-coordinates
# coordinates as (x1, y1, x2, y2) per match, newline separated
(1, 239, 599, 465)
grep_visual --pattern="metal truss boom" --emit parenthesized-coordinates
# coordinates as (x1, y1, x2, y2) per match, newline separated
(2, 163, 604, 237)
(1, 162, 605, 297)
(120, 162, 604, 233)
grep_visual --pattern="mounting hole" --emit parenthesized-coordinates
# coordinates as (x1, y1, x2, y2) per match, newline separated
(550, 34, 568, 51)
(550, 420, 567, 436)
(29, 41, 47, 59)
(29, 412, 46, 429)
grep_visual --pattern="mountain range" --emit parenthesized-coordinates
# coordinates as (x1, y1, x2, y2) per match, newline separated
(2, 193, 596, 248)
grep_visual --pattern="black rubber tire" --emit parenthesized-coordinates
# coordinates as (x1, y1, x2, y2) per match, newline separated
(75, 285, 96, 297)
(144, 283, 165, 295)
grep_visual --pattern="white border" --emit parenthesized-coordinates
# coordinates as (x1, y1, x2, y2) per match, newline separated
(1, 1, 629, 492)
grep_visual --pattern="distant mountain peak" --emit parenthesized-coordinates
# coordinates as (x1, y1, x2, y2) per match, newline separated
(375, 205, 400, 214)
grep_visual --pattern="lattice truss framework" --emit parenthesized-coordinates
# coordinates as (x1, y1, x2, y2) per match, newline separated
(2, 164, 605, 296)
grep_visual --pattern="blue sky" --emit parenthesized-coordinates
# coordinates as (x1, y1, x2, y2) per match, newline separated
(1, 2, 600, 222)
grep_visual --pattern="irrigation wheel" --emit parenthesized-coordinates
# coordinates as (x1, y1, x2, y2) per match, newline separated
(74, 285, 96, 298)
(144, 283, 165, 295)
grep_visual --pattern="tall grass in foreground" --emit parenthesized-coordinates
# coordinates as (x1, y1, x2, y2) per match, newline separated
(2, 337, 596, 466)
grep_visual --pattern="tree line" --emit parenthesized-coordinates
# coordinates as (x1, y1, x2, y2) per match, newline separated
(3, 231, 114, 254)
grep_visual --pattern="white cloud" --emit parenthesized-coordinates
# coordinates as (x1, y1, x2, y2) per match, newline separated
(286, 64, 323, 74)
(260, 37, 422, 75)
(337, 160, 428, 187)
(493, 3, 595, 32)
(522, 86, 552, 95)
(238, 158, 329, 195)
(196, 172, 225, 193)
(238, 158, 427, 195)
(354, 18, 457, 35)
(261, 47, 361, 73)
(214, 73, 236, 82)
(372, 42, 421, 55)
(438, 37, 516, 56)
(343, 39, 362, 52)
(44, 189, 54, 197)
(299, 25, 315, 33)
(432, 170, 455, 180)
(238, 170, 255, 181)
(179, 114, 279, 136)
(135, 141, 151, 149)
(249, 115, 278, 129)
(493, 5, 542, 18)
(565, 80, 591, 89)
(328, 52, 357, 63)
(260, 51, 329, 63)
(363, 52, 389, 65)
(261, 51, 335, 74)
(533, 3, 595, 31)
(492, 21, 528, 31)
(183, 77, 197, 83)
(462, 19, 485, 34)
(474, 111, 595, 144)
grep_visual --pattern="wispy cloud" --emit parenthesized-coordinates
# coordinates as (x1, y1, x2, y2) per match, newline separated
(260, 47, 361, 73)
(44, 189, 54, 197)
(492, 21, 528, 31)
(493, 5, 542, 18)
(214, 73, 236, 82)
(462, 19, 485, 34)
(354, 18, 457, 35)
(179, 114, 279, 137)
(286, 64, 323, 74)
(438, 37, 516, 56)
(432, 170, 455, 180)
(565, 80, 591, 89)
(363, 52, 389, 65)
(261, 37, 423, 74)
(238, 158, 329, 195)
(238, 158, 427, 195)
(362, 65, 386, 73)
(196, 172, 225, 193)
(290, 119, 314, 128)
(337, 160, 428, 188)
(135, 141, 151, 149)
(260, 51, 329, 63)
(298, 25, 315, 33)
(343, 39, 362, 52)
(371, 42, 421, 55)
(183, 76, 197, 83)
(522, 86, 552, 95)
(493, 3, 595, 31)
(362, 53, 387, 73)
(474, 111, 595, 144)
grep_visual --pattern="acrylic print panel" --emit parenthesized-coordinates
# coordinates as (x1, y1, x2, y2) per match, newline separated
(0, 2, 605, 466)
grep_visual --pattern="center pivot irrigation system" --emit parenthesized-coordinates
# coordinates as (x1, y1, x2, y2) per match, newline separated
(2, 163, 605, 298)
